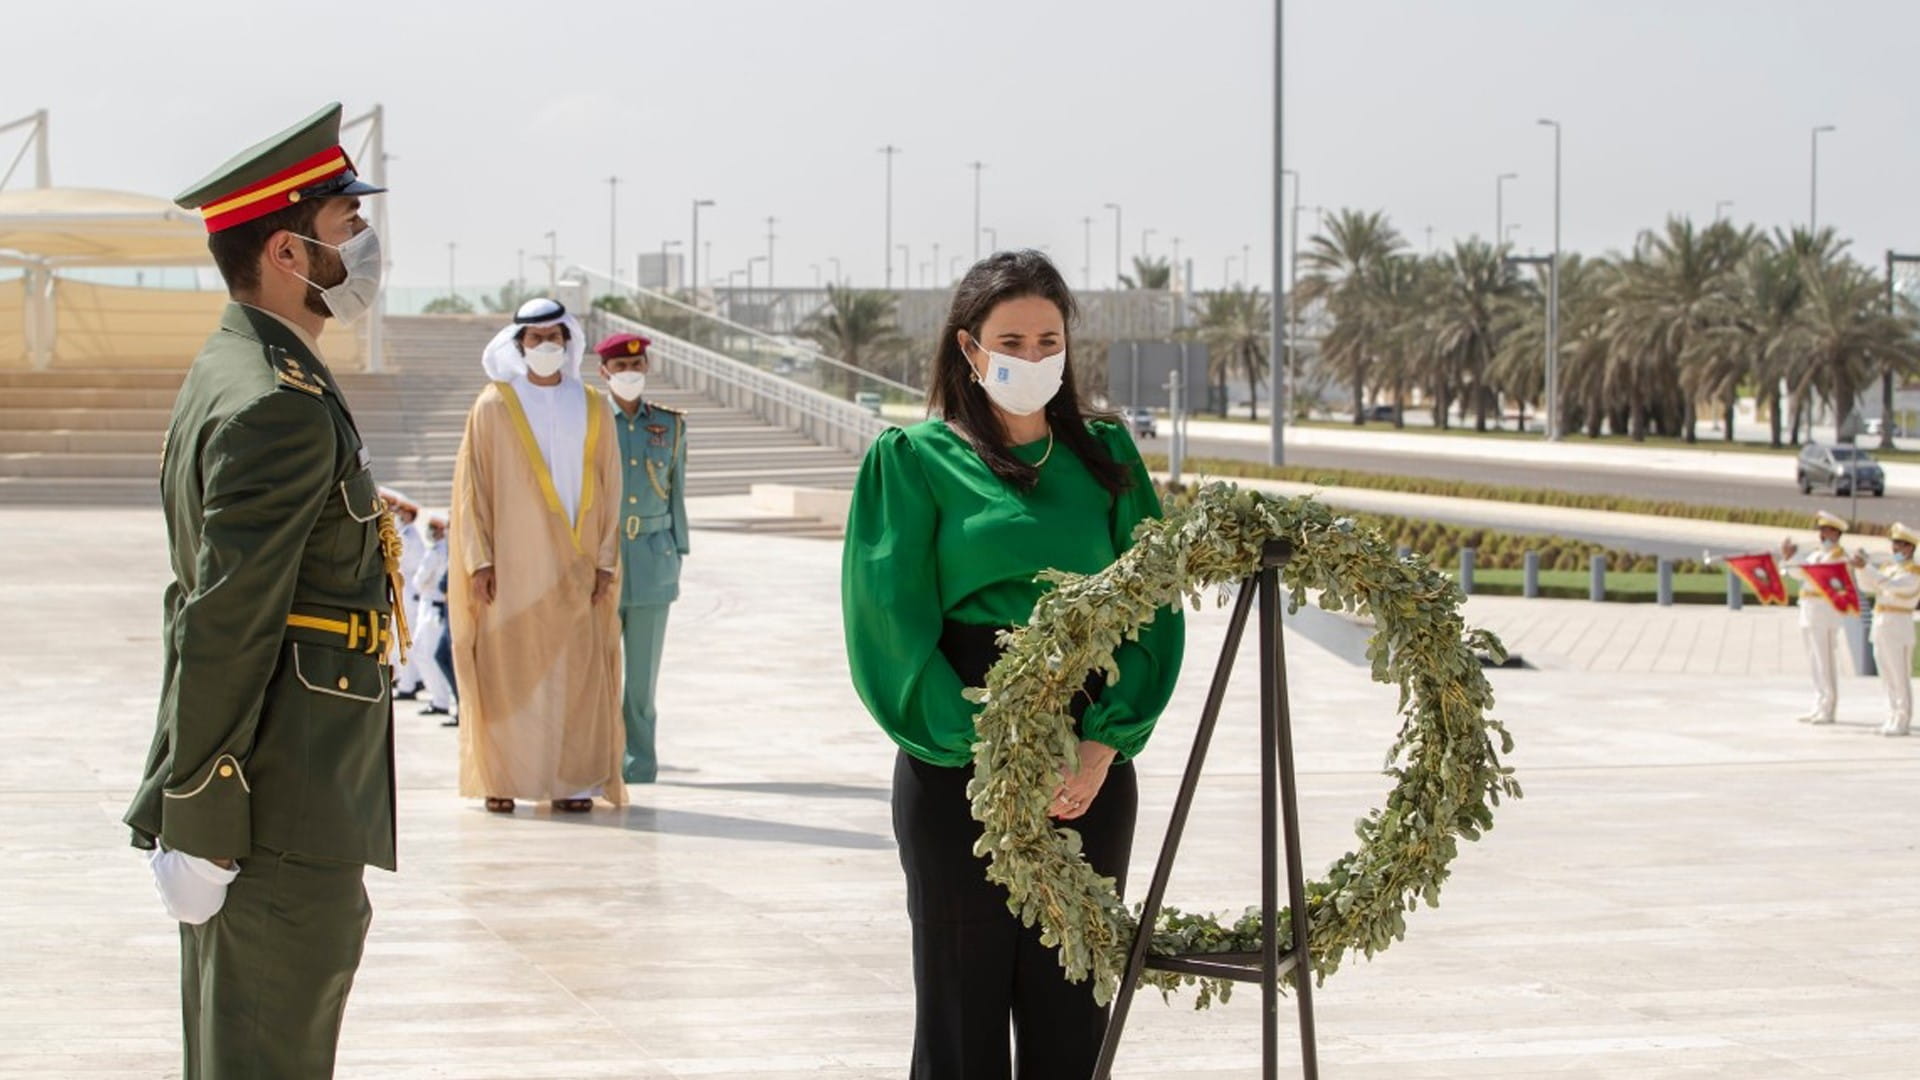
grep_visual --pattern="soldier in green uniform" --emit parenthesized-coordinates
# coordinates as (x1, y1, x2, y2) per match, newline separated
(595, 332, 688, 783)
(123, 103, 400, 1078)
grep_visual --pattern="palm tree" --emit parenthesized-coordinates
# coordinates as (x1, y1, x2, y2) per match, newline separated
(1364, 255, 1435, 429)
(480, 279, 542, 314)
(802, 284, 908, 393)
(1300, 209, 1407, 423)
(1604, 217, 1750, 441)
(1496, 254, 1617, 438)
(1120, 255, 1172, 290)
(1425, 240, 1528, 430)
(1708, 240, 1807, 446)
(1192, 286, 1272, 420)
(1785, 254, 1920, 441)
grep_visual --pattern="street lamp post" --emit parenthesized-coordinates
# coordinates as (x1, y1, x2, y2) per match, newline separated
(766, 216, 778, 287)
(969, 161, 986, 260)
(1081, 216, 1094, 289)
(1104, 203, 1122, 287)
(660, 239, 683, 291)
(1883, 251, 1920, 449)
(1505, 223, 1522, 245)
(1496, 172, 1517, 246)
(690, 198, 715, 302)
(543, 230, 559, 294)
(1270, 0, 1285, 464)
(1714, 199, 1735, 222)
(747, 255, 766, 318)
(606, 176, 619, 277)
(897, 244, 910, 290)
(880, 144, 903, 287)
(828, 256, 842, 285)
(1810, 124, 1836, 232)
(1538, 117, 1562, 441)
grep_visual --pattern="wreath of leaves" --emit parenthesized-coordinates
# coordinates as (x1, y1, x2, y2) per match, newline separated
(963, 482, 1521, 1008)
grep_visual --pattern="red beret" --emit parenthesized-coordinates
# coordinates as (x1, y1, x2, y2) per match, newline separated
(594, 333, 651, 360)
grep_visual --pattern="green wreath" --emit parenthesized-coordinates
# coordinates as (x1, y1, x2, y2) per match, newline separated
(964, 482, 1520, 1008)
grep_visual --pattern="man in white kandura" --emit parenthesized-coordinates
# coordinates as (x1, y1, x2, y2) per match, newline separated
(1781, 510, 1853, 725)
(1852, 522, 1920, 737)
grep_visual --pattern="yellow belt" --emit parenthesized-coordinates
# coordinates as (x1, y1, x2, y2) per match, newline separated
(286, 609, 392, 656)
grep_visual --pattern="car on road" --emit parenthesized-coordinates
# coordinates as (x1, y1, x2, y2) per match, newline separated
(1864, 417, 1906, 438)
(1798, 442, 1885, 496)
(1125, 407, 1157, 438)
(1359, 404, 1399, 423)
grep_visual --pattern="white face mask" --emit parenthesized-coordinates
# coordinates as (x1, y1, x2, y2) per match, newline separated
(523, 341, 567, 378)
(290, 227, 383, 324)
(607, 371, 647, 401)
(968, 337, 1065, 417)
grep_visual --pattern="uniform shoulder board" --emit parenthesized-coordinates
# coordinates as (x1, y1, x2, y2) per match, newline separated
(652, 403, 685, 417)
(268, 347, 325, 397)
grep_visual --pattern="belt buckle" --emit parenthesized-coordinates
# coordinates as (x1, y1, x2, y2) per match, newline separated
(365, 609, 386, 656)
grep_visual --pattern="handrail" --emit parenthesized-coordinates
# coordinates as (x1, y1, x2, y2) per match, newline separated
(590, 309, 894, 454)
(569, 266, 925, 397)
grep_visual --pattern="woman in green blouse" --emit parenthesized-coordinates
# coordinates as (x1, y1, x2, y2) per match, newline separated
(842, 250, 1185, 1078)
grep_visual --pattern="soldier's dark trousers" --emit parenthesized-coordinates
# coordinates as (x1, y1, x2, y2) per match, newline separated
(180, 848, 371, 1079)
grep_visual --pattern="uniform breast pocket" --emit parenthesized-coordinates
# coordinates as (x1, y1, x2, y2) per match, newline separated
(334, 466, 384, 577)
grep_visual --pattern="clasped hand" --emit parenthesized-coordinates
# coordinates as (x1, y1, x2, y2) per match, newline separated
(1050, 740, 1117, 821)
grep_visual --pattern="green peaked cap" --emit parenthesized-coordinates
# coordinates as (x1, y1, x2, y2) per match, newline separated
(175, 103, 385, 227)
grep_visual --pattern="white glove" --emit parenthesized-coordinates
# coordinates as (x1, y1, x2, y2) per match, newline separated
(148, 847, 240, 925)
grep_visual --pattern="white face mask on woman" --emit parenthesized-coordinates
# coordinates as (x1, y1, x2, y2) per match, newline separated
(967, 336, 1065, 417)
(523, 341, 567, 378)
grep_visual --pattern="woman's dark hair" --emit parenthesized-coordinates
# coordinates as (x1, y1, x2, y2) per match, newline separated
(929, 249, 1129, 495)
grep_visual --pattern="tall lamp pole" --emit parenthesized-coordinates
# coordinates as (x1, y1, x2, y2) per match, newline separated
(1714, 199, 1734, 222)
(880, 144, 903, 287)
(1104, 203, 1123, 287)
(1537, 118, 1562, 441)
(1269, 0, 1286, 465)
(1883, 251, 1920, 449)
(969, 161, 986, 261)
(1496, 172, 1517, 246)
(660, 239, 682, 290)
(606, 176, 619, 278)
(766, 216, 778, 287)
(690, 198, 715, 302)
(1810, 124, 1836, 233)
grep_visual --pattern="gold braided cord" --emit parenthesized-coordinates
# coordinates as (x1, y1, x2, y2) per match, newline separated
(377, 508, 413, 665)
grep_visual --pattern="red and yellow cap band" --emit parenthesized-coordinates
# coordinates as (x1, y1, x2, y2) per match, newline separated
(199, 146, 352, 233)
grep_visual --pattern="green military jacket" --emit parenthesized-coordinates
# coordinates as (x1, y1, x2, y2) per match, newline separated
(124, 303, 396, 871)
(613, 398, 688, 607)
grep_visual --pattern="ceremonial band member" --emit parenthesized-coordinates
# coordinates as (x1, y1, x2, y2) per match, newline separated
(124, 103, 397, 1078)
(1853, 523, 1920, 737)
(842, 251, 1185, 1077)
(1782, 510, 1853, 725)
(595, 333, 688, 784)
(450, 299, 625, 813)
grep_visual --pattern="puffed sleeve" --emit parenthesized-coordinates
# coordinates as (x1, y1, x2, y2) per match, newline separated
(841, 428, 979, 766)
(1079, 422, 1186, 760)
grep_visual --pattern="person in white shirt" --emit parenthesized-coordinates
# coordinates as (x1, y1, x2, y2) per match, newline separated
(381, 488, 427, 699)
(411, 512, 457, 722)
(1781, 510, 1854, 725)
(1851, 522, 1920, 736)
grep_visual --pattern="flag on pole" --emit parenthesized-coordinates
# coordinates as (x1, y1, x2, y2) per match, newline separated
(1798, 561, 1862, 614)
(1724, 552, 1789, 605)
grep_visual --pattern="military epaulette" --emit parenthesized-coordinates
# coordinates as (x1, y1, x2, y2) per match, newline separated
(650, 403, 685, 418)
(268, 347, 325, 396)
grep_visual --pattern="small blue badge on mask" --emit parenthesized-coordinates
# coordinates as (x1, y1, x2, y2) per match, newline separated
(995, 367, 1011, 383)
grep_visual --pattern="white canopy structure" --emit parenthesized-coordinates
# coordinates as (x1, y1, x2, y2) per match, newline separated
(0, 187, 215, 369)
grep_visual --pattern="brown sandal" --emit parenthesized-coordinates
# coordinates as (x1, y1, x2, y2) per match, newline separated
(552, 798, 593, 813)
(485, 797, 515, 813)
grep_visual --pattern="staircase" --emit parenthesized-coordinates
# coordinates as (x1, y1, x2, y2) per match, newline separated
(0, 314, 862, 508)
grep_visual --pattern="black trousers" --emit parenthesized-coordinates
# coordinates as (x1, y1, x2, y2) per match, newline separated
(891, 622, 1138, 1080)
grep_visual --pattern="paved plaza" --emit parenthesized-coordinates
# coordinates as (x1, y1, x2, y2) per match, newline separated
(3, 503, 1918, 1078)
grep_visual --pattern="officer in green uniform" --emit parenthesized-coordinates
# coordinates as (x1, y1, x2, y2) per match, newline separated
(595, 332, 687, 783)
(123, 103, 400, 1079)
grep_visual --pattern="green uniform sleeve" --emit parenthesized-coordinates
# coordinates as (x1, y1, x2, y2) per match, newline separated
(842, 428, 978, 765)
(162, 389, 333, 859)
(672, 413, 690, 557)
(1080, 424, 1186, 759)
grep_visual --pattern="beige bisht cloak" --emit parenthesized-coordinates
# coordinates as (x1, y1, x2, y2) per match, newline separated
(450, 382, 626, 804)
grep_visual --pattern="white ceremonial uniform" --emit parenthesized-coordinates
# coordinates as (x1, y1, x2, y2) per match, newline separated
(1856, 556, 1920, 735)
(412, 536, 455, 713)
(1788, 540, 1851, 724)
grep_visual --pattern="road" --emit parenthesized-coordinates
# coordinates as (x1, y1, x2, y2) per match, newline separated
(1178, 435, 1920, 525)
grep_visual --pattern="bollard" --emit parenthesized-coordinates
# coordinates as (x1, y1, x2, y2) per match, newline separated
(1726, 571, 1743, 610)
(1590, 555, 1606, 602)
(1523, 551, 1540, 598)
(1459, 548, 1476, 595)
(1856, 595, 1878, 676)
(1657, 559, 1673, 607)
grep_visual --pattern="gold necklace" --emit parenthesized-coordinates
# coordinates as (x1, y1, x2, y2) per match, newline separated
(1035, 427, 1054, 467)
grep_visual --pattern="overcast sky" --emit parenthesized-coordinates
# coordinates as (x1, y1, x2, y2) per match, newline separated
(5, 0, 1916, 292)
